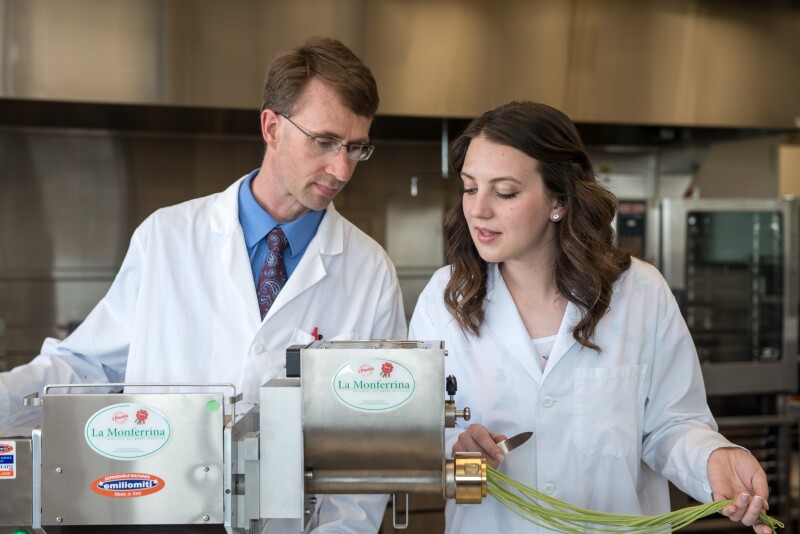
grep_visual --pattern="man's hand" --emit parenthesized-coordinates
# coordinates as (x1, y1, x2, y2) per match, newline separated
(707, 447, 772, 534)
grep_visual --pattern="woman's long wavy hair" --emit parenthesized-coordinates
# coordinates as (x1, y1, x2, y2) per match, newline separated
(444, 101, 631, 351)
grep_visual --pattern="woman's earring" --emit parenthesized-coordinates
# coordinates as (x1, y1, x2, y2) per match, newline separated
(551, 213, 560, 221)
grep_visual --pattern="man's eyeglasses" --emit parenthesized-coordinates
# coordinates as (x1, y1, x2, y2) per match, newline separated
(278, 113, 374, 161)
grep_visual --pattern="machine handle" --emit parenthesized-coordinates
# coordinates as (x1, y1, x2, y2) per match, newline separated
(392, 493, 410, 529)
(23, 392, 42, 406)
(41, 382, 240, 404)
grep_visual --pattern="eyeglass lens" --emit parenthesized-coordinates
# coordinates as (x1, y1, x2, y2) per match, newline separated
(313, 139, 372, 161)
(279, 112, 373, 161)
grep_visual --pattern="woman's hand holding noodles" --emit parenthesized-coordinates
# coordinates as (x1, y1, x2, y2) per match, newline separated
(708, 447, 772, 534)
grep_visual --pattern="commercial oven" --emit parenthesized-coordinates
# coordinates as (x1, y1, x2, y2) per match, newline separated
(659, 197, 798, 396)
(657, 197, 799, 531)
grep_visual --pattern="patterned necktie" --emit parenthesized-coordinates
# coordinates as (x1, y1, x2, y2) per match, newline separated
(257, 227, 289, 319)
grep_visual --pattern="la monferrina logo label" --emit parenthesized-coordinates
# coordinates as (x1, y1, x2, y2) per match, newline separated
(85, 403, 171, 460)
(333, 358, 416, 412)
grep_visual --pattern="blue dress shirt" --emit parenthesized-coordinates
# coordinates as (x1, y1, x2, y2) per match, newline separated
(238, 169, 325, 287)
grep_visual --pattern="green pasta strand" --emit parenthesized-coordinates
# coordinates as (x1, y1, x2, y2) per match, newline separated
(486, 466, 784, 533)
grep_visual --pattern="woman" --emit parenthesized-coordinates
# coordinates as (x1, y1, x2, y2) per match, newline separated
(408, 102, 770, 533)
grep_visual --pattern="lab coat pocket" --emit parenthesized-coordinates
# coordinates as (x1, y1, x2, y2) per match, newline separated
(572, 365, 646, 458)
(289, 328, 316, 346)
(327, 332, 356, 341)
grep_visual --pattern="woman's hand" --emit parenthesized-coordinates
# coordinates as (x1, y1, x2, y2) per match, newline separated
(452, 424, 508, 469)
(707, 447, 771, 534)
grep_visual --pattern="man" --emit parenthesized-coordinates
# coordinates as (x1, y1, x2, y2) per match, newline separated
(0, 36, 404, 532)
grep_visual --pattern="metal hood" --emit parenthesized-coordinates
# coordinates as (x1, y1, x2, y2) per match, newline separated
(1, 0, 799, 129)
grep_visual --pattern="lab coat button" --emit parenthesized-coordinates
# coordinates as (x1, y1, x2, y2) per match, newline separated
(541, 396, 554, 408)
(253, 343, 265, 354)
(543, 483, 555, 494)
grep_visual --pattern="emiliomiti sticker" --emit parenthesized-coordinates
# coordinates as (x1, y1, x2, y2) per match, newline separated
(91, 472, 165, 498)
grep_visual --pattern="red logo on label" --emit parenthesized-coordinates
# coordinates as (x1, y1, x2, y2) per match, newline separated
(380, 362, 393, 378)
(91, 473, 165, 498)
(135, 409, 149, 425)
(112, 412, 129, 424)
(0, 444, 12, 453)
(358, 364, 374, 376)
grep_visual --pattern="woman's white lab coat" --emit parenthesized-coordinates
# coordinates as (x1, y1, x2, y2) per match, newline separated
(409, 259, 734, 534)
(0, 175, 406, 533)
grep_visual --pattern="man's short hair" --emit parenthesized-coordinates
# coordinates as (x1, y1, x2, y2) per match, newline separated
(261, 36, 379, 119)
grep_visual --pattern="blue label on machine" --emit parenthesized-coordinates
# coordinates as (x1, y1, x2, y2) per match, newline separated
(0, 441, 15, 479)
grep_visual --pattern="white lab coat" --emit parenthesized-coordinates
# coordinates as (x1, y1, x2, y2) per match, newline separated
(0, 175, 406, 533)
(409, 259, 734, 534)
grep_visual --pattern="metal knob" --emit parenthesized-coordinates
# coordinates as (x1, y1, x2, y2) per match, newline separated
(445, 400, 456, 428)
(444, 375, 470, 427)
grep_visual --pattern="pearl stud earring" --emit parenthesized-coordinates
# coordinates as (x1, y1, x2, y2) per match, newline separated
(551, 213, 560, 221)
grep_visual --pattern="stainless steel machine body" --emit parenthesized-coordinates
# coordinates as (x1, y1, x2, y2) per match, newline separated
(0, 383, 251, 532)
(260, 340, 483, 527)
(1, 341, 484, 532)
(303, 340, 445, 494)
(0, 436, 34, 529)
(35, 387, 232, 527)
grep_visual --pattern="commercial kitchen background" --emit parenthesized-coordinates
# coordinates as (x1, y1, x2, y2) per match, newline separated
(1, 0, 799, 532)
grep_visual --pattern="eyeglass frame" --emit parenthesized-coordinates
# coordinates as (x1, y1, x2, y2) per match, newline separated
(276, 112, 375, 161)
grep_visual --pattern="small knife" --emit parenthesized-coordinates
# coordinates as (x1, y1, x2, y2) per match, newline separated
(497, 431, 534, 454)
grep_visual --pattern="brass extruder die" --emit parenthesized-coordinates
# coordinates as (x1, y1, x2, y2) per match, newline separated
(444, 452, 487, 504)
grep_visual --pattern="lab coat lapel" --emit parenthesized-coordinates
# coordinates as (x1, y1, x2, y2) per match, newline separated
(262, 203, 344, 320)
(482, 264, 543, 383)
(211, 177, 262, 327)
(540, 301, 581, 379)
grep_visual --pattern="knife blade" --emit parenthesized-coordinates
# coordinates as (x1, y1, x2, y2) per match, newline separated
(497, 431, 534, 454)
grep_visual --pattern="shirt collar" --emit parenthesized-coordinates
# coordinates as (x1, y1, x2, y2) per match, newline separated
(238, 168, 325, 256)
